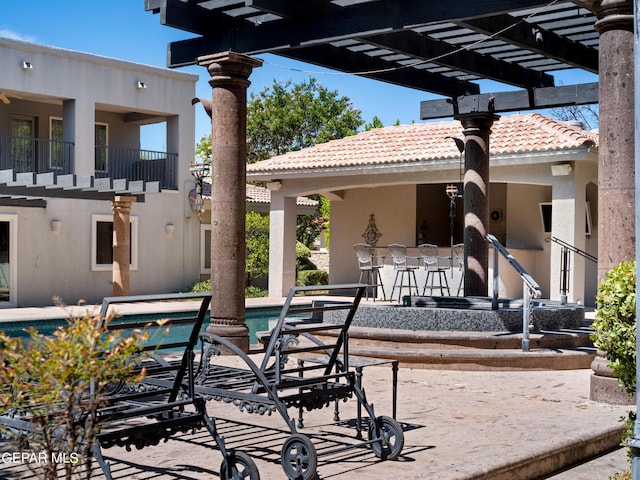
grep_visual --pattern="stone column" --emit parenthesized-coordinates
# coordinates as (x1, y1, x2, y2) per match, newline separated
(583, 0, 634, 404)
(198, 52, 262, 353)
(455, 112, 499, 297)
(112, 196, 135, 296)
(585, 0, 634, 281)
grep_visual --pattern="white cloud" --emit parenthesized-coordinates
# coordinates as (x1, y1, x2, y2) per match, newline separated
(0, 29, 36, 43)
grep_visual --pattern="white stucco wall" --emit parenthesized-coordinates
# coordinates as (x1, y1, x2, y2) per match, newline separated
(330, 185, 417, 285)
(0, 39, 200, 307)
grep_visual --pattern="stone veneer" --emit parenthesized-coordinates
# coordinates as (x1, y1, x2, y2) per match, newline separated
(323, 297, 585, 332)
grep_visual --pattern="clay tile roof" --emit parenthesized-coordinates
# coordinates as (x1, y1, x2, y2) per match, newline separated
(202, 181, 317, 207)
(247, 113, 597, 174)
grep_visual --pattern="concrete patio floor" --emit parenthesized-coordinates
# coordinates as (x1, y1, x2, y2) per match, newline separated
(0, 357, 633, 479)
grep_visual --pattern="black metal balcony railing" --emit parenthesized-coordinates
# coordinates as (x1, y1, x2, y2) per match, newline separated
(0, 135, 178, 190)
(0, 134, 74, 174)
(94, 146, 178, 190)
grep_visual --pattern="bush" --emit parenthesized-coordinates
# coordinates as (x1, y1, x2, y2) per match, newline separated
(188, 279, 267, 298)
(591, 260, 636, 396)
(296, 241, 317, 271)
(246, 212, 270, 284)
(0, 312, 148, 480)
(245, 285, 268, 298)
(297, 269, 328, 287)
(190, 279, 212, 293)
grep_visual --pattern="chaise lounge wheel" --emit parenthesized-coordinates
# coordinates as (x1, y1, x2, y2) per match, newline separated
(367, 416, 404, 461)
(281, 433, 317, 480)
(220, 450, 260, 480)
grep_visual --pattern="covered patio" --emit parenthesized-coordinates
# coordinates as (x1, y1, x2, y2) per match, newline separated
(146, 0, 632, 356)
(247, 113, 599, 305)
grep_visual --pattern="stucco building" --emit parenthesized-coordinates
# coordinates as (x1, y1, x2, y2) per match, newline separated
(248, 113, 599, 306)
(0, 38, 200, 307)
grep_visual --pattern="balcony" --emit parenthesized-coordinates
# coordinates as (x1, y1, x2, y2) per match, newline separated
(95, 146, 177, 190)
(0, 135, 177, 191)
(0, 134, 73, 175)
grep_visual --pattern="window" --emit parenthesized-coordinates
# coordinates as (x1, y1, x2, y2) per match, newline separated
(49, 117, 64, 170)
(0, 215, 17, 305)
(94, 123, 108, 172)
(91, 214, 138, 271)
(539, 203, 552, 234)
(10, 115, 36, 173)
(200, 225, 211, 274)
(539, 202, 593, 236)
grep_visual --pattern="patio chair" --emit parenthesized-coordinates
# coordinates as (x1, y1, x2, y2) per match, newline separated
(388, 244, 419, 303)
(453, 243, 465, 296)
(353, 243, 386, 301)
(418, 243, 450, 296)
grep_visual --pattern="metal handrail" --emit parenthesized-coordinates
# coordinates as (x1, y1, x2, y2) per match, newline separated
(486, 234, 542, 352)
(546, 237, 597, 305)
(546, 236, 597, 263)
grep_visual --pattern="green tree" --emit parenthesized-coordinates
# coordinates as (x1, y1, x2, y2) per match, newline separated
(246, 77, 364, 164)
(245, 212, 270, 285)
(364, 115, 384, 131)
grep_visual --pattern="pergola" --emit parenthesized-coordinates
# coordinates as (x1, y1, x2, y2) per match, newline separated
(144, 0, 631, 354)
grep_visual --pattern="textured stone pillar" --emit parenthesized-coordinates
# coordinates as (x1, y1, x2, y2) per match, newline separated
(198, 52, 262, 353)
(585, 0, 635, 281)
(455, 113, 499, 297)
(583, 0, 634, 403)
(112, 196, 135, 296)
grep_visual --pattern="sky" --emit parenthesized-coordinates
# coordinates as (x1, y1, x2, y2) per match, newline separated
(1, 0, 598, 152)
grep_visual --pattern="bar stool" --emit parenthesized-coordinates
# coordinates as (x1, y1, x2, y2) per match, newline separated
(388, 244, 419, 303)
(353, 243, 386, 301)
(418, 243, 450, 296)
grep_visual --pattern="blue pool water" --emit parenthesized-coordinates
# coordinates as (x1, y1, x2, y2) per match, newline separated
(0, 306, 304, 346)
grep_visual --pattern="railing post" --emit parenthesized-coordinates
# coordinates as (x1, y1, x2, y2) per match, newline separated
(492, 244, 499, 310)
(560, 246, 569, 305)
(522, 283, 531, 352)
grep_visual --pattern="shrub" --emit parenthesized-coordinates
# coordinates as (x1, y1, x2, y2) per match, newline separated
(591, 260, 636, 396)
(0, 312, 149, 480)
(190, 279, 212, 293)
(297, 269, 328, 287)
(246, 212, 270, 284)
(188, 279, 267, 298)
(296, 241, 316, 271)
(245, 285, 268, 298)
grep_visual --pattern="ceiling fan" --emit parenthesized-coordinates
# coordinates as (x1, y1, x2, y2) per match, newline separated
(0, 92, 22, 105)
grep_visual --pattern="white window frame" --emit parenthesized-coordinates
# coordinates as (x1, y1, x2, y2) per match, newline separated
(200, 224, 211, 275)
(539, 202, 593, 236)
(91, 214, 138, 271)
(0, 215, 18, 307)
(94, 122, 109, 173)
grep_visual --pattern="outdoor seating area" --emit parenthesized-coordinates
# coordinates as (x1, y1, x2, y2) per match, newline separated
(353, 243, 464, 303)
(194, 283, 404, 480)
(0, 286, 403, 480)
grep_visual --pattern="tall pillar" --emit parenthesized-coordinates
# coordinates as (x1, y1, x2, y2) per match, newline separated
(455, 112, 499, 297)
(583, 0, 635, 406)
(585, 0, 634, 281)
(112, 196, 135, 296)
(268, 191, 297, 297)
(198, 52, 262, 353)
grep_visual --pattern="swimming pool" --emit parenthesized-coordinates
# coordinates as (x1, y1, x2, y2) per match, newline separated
(0, 306, 307, 346)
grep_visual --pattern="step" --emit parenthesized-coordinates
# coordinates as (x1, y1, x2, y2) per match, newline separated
(347, 344, 597, 370)
(314, 325, 596, 370)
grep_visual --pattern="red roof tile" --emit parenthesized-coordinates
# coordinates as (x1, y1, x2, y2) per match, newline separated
(247, 113, 597, 174)
(202, 181, 318, 207)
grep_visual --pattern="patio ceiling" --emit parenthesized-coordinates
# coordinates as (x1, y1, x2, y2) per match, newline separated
(145, 0, 598, 113)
